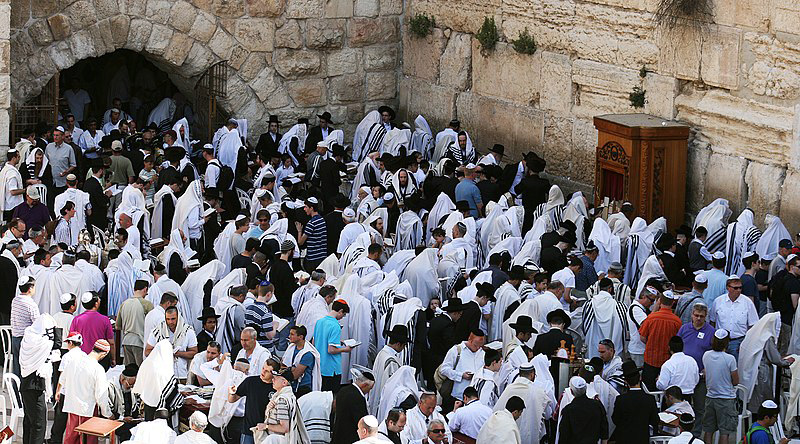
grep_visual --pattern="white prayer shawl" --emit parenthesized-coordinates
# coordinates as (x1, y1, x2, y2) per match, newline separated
(147, 98, 176, 129)
(352, 257, 381, 279)
(214, 295, 243, 353)
(490, 282, 521, 342)
(282, 342, 322, 391)
(369, 345, 402, 415)
(439, 236, 475, 272)
(756, 214, 792, 260)
(115, 185, 149, 235)
(403, 248, 439, 307)
(351, 158, 380, 201)
(426, 192, 456, 242)
(531, 185, 565, 232)
(476, 409, 521, 444)
(581, 290, 628, 359)
(480, 204, 507, 259)
(316, 255, 339, 282)
(623, 218, 663, 291)
(211, 269, 247, 309)
(484, 237, 524, 269)
(784, 355, 800, 434)
(339, 275, 372, 381)
(75, 258, 105, 294)
(295, 294, 329, 340)
(292, 282, 322, 317)
(400, 405, 451, 444)
(634, 254, 668, 299)
(494, 378, 549, 444)
(106, 251, 136, 317)
(172, 118, 193, 155)
(42, 263, 83, 315)
(278, 124, 307, 166)
(253, 386, 310, 444)
(562, 192, 589, 250)
(503, 299, 544, 354)
(133, 339, 176, 407)
(0, 163, 24, 211)
(353, 111, 387, 162)
(370, 272, 400, 355)
(24, 264, 51, 313)
(214, 221, 244, 275)
(377, 365, 419, 422)
(607, 212, 631, 240)
(160, 229, 194, 277)
(173, 180, 203, 238)
(54, 189, 89, 239)
(381, 250, 415, 280)
(151, 185, 177, 239)
(20, 315, 56, 397)
(298, 390, 333, 444)
(129, 418, 177, 443)
(443, 131, 475, 165)
(260, 218, 300, 258)
(16, 140, 34, 172)
(209, 360, 246, 428)
(410, 115, 434, 159)
(381, 128, 412, 157)
(724, 209, 759, 275)
(218, 128, 243, 172)
(396, 211, 423, 250)
(741, 312, 780, 403)
(589, 218, 621, 274)
(383, 296, 423, 367)
(181, 260, 227, 332)
(149, 275, 192, 330)
(693, 198, 732, 254)
(175, 430, 215, 444)
(340, 231, 372, 276)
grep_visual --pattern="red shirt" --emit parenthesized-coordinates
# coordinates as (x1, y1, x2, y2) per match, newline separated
(69, 310, 114, 354)
(639, 306, 682, 367)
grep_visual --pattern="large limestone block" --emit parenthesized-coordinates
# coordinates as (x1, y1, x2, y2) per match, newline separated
(189, 10, 216, 43)
(401, 26, 444, 81)
(0, 73, 9, 108)
(250, 67, 290, 107)
(65, 0, 97, 30)
(145, 0, 172, 25)
(274, 49, 321, 79)
(686, 140, 711, 215)
(703, 152, 748, 212)
(380, 0, 402, 15)
(287, 78, 326, 107)
(743, 33, 800, 100)
(412, 0, 500, 34)
(700, 25, 740, 90)
(69, 29, 95, 59)
(28, 19, 53, 46)
(439, 33, 471, 90)
(164, 33, 194, 66)
(329, 74, 365, 103)
(110, 15, 130, 47)
(571, 117, 599, 185)
(471, 40, 540, 105)
(145, 24, 173, 56)
(542, 115, 573, 175)
(0, 3, 12, 39)
(193, 0, 245, 17)
(48, 40, 75, 70)
(363, 45, 398, 71)
(10, 0, 28, 30)
(580, 0, 647, 10)
(306, 19, 345, 49)
(235, 18, 275, 51)
(247, 0, 283, 17)
(772, 1, 800, 35)
(93, 0, 120, 19)
(644, 73, 678, 120)
(0, 109, 8, 147)
(675, 89, 793, 165)
(182, 41, 216, 77)
(89, 19, 114, 55)
(239, 52, 267, 81)
(285, 0, 321, 18)
(31, 0, 59, 18)
(366, 71, 396, 100)
(540, 51, 572, 115)
(779, 169, 800, 236)
(170, 1, 198, 33)
(455, 92, 545, 158)
(745, 161, 786, 224)
(349, 17, 398, 47)
(208, 28, 235, 59)
(657, 29, 701, 81)
(325, 0, 352, 18)
(327, 48, 360, 76)
(276, 20, 303, 49)
(0, 41, 9, 74)
(354, 0, 377, 17)
(398, 77, 456, 132)
(571, 59, 640, 119)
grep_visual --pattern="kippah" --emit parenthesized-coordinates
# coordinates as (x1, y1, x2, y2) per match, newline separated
(743, 251, 756, 259)
(306, 197, 319, 205)
(94, 339, 110, 353)
(694, 273, 707, 284)
(383, 193, 394, 201)
(17, 275, 33, 287)
(235, 214, 247, 222)
(519, 360, 535, 371)
(363, 415, 379, 428)
(679, 413, 694, 426)
(569, 376, 587, 390)
(662, 290, 676, 300)
(714, 329, 729, 339)
(343, 208, 356, 218)
(59, 292, 75, 304)
(81, 291, 95, 303)
(712, 251, 725, 260)
(727, 274, 740, 281)
(762, 400, 778, 409)
(235, 357, 250, 364)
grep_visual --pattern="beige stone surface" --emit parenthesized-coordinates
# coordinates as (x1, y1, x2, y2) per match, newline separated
(207, 28, 234, 59)
(779, 169, 800, 236)
(145, 23, 172, 55)
(353, 0, 376, 17)
(327, 47, 360, 76)
(643, 72, 678, 119)
(182, 41, 216, 77)
(685, 141, 711, 215)
(380, 0, 401, 15)
(439, 33, 470, 90)
(285, 0, 321, 18)
(126, 18, 151, 51)
(274, 48, 321, 78)
(471, 40, 541, 106)
(398, 77, 456, 131)
(144, 0, 171, 24)
(306, 19, 344, 49)
(64, 0, 97, 29)
(456, 92, 545, 158)
(363, 44, 397, 71)
(657, 29, 701, 81)
(188, 10, 215, 43)
(539, 51, 572, 115)
(93, 0, 120, 19)
(234, 18, 275, 51)
(89, 19, 114, 54)
(247, 0, 283, 17)
(703, 152, 748, 212)
(288, 78, 326, 107)
(169, 1, 197, 33)
(110, 15, 130, 47)
(0, 109, 8, 147)
(542, 115, 573, 175)
(366, 71, 396, 100)
(0, 41, 9, 74)
(324, 0, 351, 18)
(572, 59, 640, 119)
(163, 33, 193, 65)
(744, 161, 785, 223)
(329, 73, 364, 103)
(47, 39, 74, 69)
(275, 20, 302, 49)
(412, 0, 500, 34)
(402, 27, 444, 81)
(349, 17, 398, 47)
(700, 25, 740, 90)
(28, 19, 53, 45)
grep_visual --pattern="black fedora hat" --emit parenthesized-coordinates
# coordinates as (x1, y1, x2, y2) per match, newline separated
(508, 264, 525, 281)
(443, 298, 466, 312)
(197, 306, 221, 321)
(268, 115, 280, 123)
(490, 144, 505, 155)
(317, 112, 333, 123)
(621, 360, 639, 378)
(298, 118, 310, 125)
(333, 193, 350, 209)
(475, 282, 496, 301)
(524, 151, 546, 173)
(378, 106, 396, 119)
(509, 315, 536, 333)
(546, 308, 571, 329)
(332, 143, 346, 158)
(455, 200, 471, 213)
(387, 325, 410, 343)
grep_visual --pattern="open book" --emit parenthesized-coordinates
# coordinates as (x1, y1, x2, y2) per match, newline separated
(342, 339, 361, 348)
(274, 317, 290, 332)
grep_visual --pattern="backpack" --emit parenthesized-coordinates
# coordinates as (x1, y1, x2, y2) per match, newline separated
(741, 424, 771, 444)
(434, 344, 462, 398)
(211, 160, 234, 191)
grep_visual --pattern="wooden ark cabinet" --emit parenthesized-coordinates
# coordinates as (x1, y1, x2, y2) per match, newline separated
(593, 114, 690, 231)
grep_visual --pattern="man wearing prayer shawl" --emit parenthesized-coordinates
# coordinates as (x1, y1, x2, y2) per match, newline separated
(44, 250, 85, 315)
(741, 312, 793, 412)
(581, 278, 629, 359)
(381, 290, 426, 368)
(252, 370, 310, 444)
(20, 314, 60, 444)
(724, 208, 762, 276)
(338, 275, 374, 381)
(151, 180, 180, 240)
(353, 111, 388, 163)
(176, 411, 216, 444)
(106, 248, 137, 317)
(476, 396, 525, 444)
(400, 392, 453, 444)
(173, 180, 205, 250)
(369, 325, 409, 415)
(488, 266, 525, 342)
(127, 408, 177, 443)
(215, 285, 248, 353)
(214, 215, 250, 275)
(53, 174, 91, 242)
(295, 284, 336, 340)
(145, 306, 198, 380)
(403, 248, 439, 308)
(132, 339, 184, 422)
(160, 229, 194, 285)
(0, 148, 24, 221)
(62, 339, 112, 444)
(493, 360, 551, 444)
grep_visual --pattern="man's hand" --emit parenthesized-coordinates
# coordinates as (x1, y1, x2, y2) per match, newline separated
(779, 438, 790, 444)
(295, 221, 303, 232)
(55, 392, 60, 403)
(462, 372, 473, 380)
(228, 385, 237, 396)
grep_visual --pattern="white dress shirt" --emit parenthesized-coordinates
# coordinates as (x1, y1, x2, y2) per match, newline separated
(236, 343, 271, 376)
(440, 342, 485, 399)
(400, 405, 452, 444)
(656, 352, 700, 394)
(710, 294, 758, 339)
(448, 399, 492, 439)
(627, 300, 648, 355)
(668, 431, 698, 443)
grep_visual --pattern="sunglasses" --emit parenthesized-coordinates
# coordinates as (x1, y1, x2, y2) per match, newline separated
(258, 218, 269, 222)
(432, 429, 446, 434)
(729, 286, 742, 290)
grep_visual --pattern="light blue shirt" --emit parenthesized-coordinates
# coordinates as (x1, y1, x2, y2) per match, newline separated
(455, 179, 482, 218)
(702, 268, 728, 307)
(313, 315, 343, 377)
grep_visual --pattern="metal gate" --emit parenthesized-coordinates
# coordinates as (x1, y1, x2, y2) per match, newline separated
(195, 61, 229, 143)
(10, 76, 60, 142)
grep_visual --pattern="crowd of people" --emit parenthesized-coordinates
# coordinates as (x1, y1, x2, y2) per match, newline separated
(2, 94, 799, 444)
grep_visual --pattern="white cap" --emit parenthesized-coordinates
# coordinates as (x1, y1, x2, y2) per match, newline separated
(465, 163, 476, 170)
(362, 415, 379, 428)
(317, 141, 328, 148)
(743, 251, 756, 259)
(694, 273, 708, 284)
(203, 143, 213, 150)
(17, 275, 33, 287)
(727, 274, 741, 282)
(255, 189, 267, 199)
(80, 291, 95, 304)
(569, 376, 587, 390)
(712, 251, 725, 260)
(55, 126, 65, 133)
(714, 329, 729, 340)
(762, 400, 778, 409)
(306, 197, 319, 205)
(187, 258, 201, 268)
(788, 253, 798, 264)
(383, 193, 395, 201)
(235, 214, 247, 222)
(662, 290, 676, 300)
(485, 341, 503, 351)
(343, 208, 356, 218)
(59, 292, 74, 304)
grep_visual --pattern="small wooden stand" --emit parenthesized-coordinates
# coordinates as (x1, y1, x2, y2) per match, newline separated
(74, 417, 123, 444)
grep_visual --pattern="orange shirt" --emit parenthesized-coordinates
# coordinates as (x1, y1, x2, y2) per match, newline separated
(639, 306, 682, 367)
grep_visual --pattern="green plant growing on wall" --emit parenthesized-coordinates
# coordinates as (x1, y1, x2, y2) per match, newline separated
(409, 14, 436, 38)
(511, 28, 537, 55)
(476, 16, 499, 52)
(630, 86, 647, 109)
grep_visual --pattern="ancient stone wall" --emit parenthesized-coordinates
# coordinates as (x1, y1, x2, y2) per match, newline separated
(0, 0, 10, 149)
(399, 0, 800, 233)
(6, 0, 402, 139)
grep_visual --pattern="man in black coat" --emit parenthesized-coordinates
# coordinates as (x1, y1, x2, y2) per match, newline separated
(424, 299, 465, 389)
(611, 361, 659, 443)
(539, 232, 568, 277)
(559, 376, 609, 444)
(0, 246, 19, 323)
(532, 309, 573, 358)
(423, 159, 458, 207)
(318, 145, 348, 211)
(515, 152, 550, 233)
(378, 106, 399, 132)
(476, 164, 503, 206)
(324, 195, 348, 256)
(305, 112, 334, 154)
(255, 115, 282, 160)
(453, 283, 494, 341)
(331, 370, 374, 444)
(83, 160, 110, 231)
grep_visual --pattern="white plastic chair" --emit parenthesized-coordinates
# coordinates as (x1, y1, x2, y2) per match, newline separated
(31, 183, 47, 205)
(2, 373, 23, 436)
(0, 396, 7, 444)
(0, 327, 10, 373)
(642, 381, 665, 407)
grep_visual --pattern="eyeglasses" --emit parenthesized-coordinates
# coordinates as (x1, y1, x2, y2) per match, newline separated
(258, 218, 269, 222)
(431, 429, 446, 434)
(729, 286, 742, 290)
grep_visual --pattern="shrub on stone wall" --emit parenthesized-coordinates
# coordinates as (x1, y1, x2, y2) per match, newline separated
(511, 28, 537, 55)
(630, 86, 647, 108)
(409, 14, 436, 38)
(476, 17, 499, 53)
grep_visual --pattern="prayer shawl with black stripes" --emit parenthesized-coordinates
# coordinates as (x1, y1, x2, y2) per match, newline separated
(581, 290, 629, 359)
(353, 111, 387, 162)
(214, 296, 244, 353)
(382, 292, 423, 367)
(693, 198, 732, 254)
(298, 391, 332, 444)
(724, 208, 762, 275)
(370, 272, 400, 361)
(132, 339, 184, 413)
(444, 138, 476, 166)
(586, 277, 632, 307)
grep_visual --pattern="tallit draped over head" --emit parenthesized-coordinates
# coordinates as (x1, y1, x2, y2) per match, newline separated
(20, 314, 57, 397)
(410, 115, 434, 158)
(132, 339, 182, 410)
(278, 123, 308, 166)
(173, 180, 204, 236)
(740, 312, 781, 402)
(756, 214, 792, 260)
(218, 128, 243, 171)
(693, 198, 732, 253)
(353, 110, 387, 162)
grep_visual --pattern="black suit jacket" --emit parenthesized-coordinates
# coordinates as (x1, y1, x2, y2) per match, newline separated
(611, 388, 659, 444)
(540, 246, 567, 277)
(516, 175, 551, 232)
(427, 313, 457, 364)
(331, 383, 368, 444)
(324, 210, 345, 255)
(454, 301, 481, 342)
(256, 132, 282, 159)
(0, 256, 18, 315)
(83, 176, 109, 230)
(531, 328, 573, 358)
(305, 126, 335, 154)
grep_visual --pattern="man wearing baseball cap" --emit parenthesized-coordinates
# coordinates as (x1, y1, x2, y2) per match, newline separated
(61, 339, 113, 444)
(45, 125, 77, 191)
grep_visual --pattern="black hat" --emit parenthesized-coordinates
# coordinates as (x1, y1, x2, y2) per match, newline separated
(475, 282, 496, 301)
(780, 238, 793, 249)
(333, 194, 350, 209)
(588, 357, 604, 375)
(509, 315, 536, 333)
(332, 143, 346, 158)
(656, 233, 676, 251)
(317, 112, 333, 123)
(676, 224, 692, 237)
(197, 306, 221, 321)
(165, 145, 185, 162)
(561, 231, 577, 247)
(490, 144, 505, 155)
(204, 187, 222, 200)
(455, 200, 471, 213)
(541, 231, 560, 248)
(443, 298, 466, 312)
(387, 325, 411, 343)
(524, 151, 546, 173)
(546, 309, 571, 329)
(377, 106, 396, 119)
(122, 363, 139, 377)
(298, 118, 310, 125)
(508, 264, 525, 281)
(378, 152, 394, 163)
(584, 240, 599, 253)
(621, 360, 639, 378)
(449, 119, 461, 128)
(268, 115, 280, 123)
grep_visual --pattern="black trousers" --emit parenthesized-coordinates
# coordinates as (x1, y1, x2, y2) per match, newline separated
(21, 389, 46, 444)
(224, 415, 244, 444)
(642, 363, 661, 391)
(49, 395, 68, 444)
(322, 375, 342, 394)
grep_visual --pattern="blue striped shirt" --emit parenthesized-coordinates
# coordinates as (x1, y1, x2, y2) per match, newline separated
(245, 301, 275, 349)
(304, 214, 328, 261)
